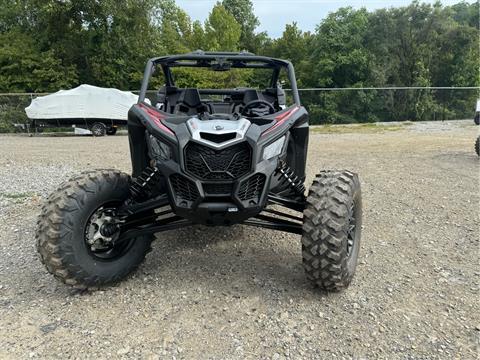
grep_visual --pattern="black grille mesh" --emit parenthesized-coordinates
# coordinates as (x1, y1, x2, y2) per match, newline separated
(170, 174, 199, 202)
(185, 142, 251, 181)
(203, 183, 234, 195)
(238, 174, 266, 201)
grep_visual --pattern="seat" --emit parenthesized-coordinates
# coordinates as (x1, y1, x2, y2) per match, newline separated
(208, 102, 236, 114)
(232, 89, 262, 114)
(242, 89, 261, 104)
(156, 86, 179, 112)
(174, 88, 208, 115)
(263, 87, 285, 108)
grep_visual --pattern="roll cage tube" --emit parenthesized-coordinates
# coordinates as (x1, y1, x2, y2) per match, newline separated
(137, 52, 301, 106)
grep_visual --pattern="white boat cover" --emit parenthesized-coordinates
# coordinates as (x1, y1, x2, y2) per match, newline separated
(25, 84, 140, 120)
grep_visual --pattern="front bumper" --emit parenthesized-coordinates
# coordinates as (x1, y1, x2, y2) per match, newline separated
(147, 119, 285, 225)
(152, 140, 279, 226)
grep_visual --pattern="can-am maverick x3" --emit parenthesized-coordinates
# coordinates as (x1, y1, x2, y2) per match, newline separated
(36, 51, 362, 291)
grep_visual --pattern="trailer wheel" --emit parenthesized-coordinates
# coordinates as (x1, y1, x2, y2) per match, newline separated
(475, 136, 479, 156)
(91, 122, 107, 137)
(106, 127, 117, 136)
(302, 170, 362, 292)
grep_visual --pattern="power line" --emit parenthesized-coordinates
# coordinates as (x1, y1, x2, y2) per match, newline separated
(1, 87, 478, 97)
(293, 87, 480, 91)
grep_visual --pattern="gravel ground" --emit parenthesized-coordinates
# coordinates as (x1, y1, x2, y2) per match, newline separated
(0, 121, 478, 359)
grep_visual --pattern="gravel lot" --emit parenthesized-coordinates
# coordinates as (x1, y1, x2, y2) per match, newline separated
(0, 121, 478, 359)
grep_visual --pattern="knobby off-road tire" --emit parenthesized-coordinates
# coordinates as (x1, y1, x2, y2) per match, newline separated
(475, 136, 479, 156)
(36, 169, 153, 289)
(302, 170, 362, 291)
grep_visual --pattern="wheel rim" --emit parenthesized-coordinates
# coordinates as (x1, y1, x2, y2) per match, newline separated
(346, 200, 357, 257)
(92, 125, 103, 136)
(84, 204, 132, 260)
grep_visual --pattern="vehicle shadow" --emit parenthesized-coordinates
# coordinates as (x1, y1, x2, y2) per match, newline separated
(139, 224, 325, 298)
(26, 223, 331, 300)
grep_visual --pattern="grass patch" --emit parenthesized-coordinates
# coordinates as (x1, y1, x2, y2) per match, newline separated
(310, 122, 411, 134)
(0, 192, 35, 199)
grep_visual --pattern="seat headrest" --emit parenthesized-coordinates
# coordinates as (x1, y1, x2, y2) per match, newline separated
(180, 88, 202, 107)
(243, 89, 261, 104)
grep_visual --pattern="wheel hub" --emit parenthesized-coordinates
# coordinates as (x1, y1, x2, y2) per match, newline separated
(85, 207, 121, 252)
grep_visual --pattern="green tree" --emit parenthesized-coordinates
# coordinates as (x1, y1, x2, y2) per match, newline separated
(310, 7, 373, 88)
(86, 1, 165, 88)
(0, 31, 77, 92)
(449, 1, 479, 28)
(190, 20, 207, 50)
(365, 1, 479, 120)
(204, 4, 241, 51)
(265, 23, 313, 87)
(2, 0, 166, 90)
(305, 8, 376, 122)
(221, 0, 259, 51)
(154, 0, 197, 53)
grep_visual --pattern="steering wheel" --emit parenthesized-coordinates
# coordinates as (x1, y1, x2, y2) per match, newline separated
(241, 100, 275, 117)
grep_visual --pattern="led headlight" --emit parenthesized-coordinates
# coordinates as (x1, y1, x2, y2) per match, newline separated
(149, 134, 172, 161)
(262, 136, 286, 161)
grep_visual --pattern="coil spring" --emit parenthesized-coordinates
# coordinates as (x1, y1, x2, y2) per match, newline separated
(276, 161, 306, 196)
(130, 166, 161, 201)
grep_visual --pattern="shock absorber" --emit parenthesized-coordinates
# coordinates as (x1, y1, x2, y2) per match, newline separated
(276, 161, 306, 198)
(130, 166, 161, 201)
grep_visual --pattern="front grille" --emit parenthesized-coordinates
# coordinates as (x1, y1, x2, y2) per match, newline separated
(185, 142, 251, 181)
(203, 183, 234, 195)
(238, 174, 266, 201)
(170, 174, 199, 202)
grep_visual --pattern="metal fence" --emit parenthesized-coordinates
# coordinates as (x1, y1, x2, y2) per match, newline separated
(0, 87, 478, 132)
(293, 87, 479, 124)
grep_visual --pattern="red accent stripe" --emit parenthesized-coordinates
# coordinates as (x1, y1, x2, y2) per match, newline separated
(138, 103, 174, 136)
(262, 106, 300, 135)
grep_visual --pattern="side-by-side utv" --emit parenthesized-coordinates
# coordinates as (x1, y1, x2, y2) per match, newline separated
(36, 51, 363, 291)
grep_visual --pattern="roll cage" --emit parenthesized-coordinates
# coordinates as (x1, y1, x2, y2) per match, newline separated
(138, 51, 301, 106)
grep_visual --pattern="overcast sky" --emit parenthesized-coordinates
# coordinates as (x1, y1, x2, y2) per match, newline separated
(176, 0, 475, 38)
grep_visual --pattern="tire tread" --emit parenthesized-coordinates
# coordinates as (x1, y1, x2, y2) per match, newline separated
(36, 169, 152, 289)
(302, 170, 361, 292)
